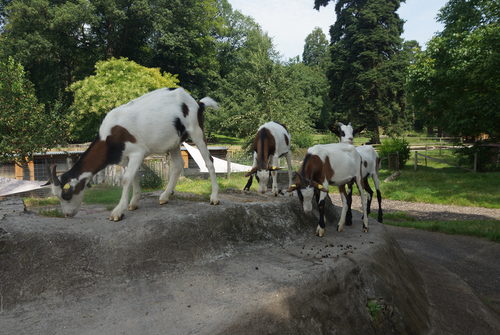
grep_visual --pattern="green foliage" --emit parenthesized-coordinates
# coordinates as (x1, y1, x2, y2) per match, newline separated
(0, 0, 220, 104)
(67, 58, 179, 142)
(302, 27, 329, 66)
(315, 0, 408, 143)
(140, 165, 164, 189)
(407, 0, 500, 138)
(378, 138, 410, 168)
(454, 143, 500, 172)
(292, 132, 315, 149)
(0, 57, 67, 164)
(212, 26, 325, 138)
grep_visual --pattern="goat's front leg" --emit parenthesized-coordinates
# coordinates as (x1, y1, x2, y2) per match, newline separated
(110, 152, 144, 221)
(244, 154, 258, 191)
(128, 173, 141, 211)
(271, 155, 279, 196)
(337, 185, 350, 232)
(316, 189, 328, 237)
(159, 149, 183, 205)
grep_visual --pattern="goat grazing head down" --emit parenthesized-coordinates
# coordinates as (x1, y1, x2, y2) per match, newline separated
(45, 87, 220, 221)
(244, 165, 281, 194)
(287, 171, 327, 213)
(243, 122, 292, 195)
(46, 165, 89, 217)
(331, 122, 365, 144)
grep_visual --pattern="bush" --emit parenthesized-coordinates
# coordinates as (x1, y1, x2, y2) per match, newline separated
(379, 138, 410, 169)
(140, 165, 164, 189)
(293, 132, 315, 149)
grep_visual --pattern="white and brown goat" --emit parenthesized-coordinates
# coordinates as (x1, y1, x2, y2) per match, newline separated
(243, 121, 292, 195)
(46, 87, 219, 220)
(288, 143, 369, 237)
(332, 122, 383, 223)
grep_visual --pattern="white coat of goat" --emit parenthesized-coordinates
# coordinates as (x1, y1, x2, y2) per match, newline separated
(47, 87, 219, 220)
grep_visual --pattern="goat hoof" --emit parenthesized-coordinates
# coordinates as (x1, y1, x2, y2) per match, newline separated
(159, 199, 168, 205)
(109, 214, 124, 222)
(337, 225, 344, 232)
(128, 205, 138, 211)
(316, 226, 325, 237)
(363, 227, 368, 233)
(210, 199, 220, 205)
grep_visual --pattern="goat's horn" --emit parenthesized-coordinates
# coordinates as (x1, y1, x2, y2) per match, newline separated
(287, 184, 298, 192)
(244, 167, 258, 177)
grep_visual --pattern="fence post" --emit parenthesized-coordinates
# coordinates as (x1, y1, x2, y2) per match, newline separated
(439, 138, 442, 156)
(473, 152, 478, 173)
(414, 151, 418, 171)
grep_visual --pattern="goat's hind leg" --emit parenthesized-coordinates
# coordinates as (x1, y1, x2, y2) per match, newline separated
(159, 149, 183, 205)
(355, 176, 369, 232)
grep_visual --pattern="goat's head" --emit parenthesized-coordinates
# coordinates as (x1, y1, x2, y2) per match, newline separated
(331, 122, 365, 144)
(287, 172, 327, 213)
(245, 165, 281, 193)
(46, 165, 89, 217)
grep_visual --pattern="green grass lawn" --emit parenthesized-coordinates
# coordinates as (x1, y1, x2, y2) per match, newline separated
(376, 160, 499, 209)
(382, 211, 500, 242)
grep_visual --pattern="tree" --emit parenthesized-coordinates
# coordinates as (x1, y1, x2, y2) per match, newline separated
(67, 58, 179, 142)
(407, 0, 499, 138)
(302, 27, 329, 66)
(314, 0, 406, 143)
(0, 57, 65, 164)
(0, 0, 221, 105)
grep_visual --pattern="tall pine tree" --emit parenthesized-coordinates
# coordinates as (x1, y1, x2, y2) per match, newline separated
(315, 0, 406, 143)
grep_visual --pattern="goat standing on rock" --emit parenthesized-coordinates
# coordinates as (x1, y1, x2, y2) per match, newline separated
(46, 87, 220, 220)
(332, 122, 383, 223)
(243, 121, 293, 196)
(288, 143, 369, 237)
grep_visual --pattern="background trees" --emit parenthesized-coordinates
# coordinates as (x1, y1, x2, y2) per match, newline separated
(407, 0, 499, 138)
(0, 0, 497, 155)
(0, 57, 66, 164)
(315, 0, 407, 143)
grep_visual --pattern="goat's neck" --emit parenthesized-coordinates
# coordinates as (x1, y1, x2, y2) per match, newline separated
(64, 140, 110, 182)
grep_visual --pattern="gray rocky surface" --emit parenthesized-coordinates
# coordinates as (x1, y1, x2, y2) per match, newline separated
(0, 192, 430, 334)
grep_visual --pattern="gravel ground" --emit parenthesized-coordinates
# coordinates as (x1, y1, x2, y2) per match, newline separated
(329, 193, 500, 221)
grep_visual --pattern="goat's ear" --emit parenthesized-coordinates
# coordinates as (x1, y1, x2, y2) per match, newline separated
(329, 123, 341, 137)
(353, 125, 366, 135)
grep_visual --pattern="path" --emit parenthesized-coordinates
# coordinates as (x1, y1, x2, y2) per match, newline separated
(386, 226, 500, 334)
(330, 193, 500, 221)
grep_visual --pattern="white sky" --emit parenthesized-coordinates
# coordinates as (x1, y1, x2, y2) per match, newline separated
(227, 0, 448, 60)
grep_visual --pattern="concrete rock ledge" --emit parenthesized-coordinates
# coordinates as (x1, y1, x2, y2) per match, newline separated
(0, 193, 430, 334)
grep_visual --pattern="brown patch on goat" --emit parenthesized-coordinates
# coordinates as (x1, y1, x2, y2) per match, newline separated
(254, 128, 276, 170)
(110, 125, 136, 143)
(284, 134, 289, 146)
(299, 154, 335, 186)
(182, 103, 189, 117)
(79, 126, 136, 174)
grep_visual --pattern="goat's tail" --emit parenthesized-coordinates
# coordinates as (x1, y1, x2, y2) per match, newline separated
(199, 97, 219, 110)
